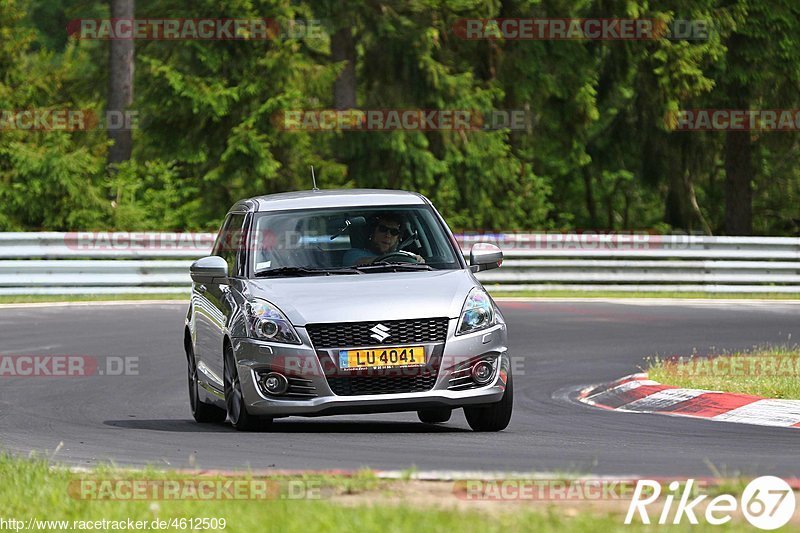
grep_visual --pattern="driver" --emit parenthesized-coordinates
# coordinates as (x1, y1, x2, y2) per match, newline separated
(343, 213, 423, 265)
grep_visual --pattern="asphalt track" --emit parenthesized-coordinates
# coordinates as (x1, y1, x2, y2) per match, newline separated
(0, 299, 797, 476)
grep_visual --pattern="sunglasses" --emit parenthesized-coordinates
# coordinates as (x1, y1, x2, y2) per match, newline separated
(376, 224, 401, 236)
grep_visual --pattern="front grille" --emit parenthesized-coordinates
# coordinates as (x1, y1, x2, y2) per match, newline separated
(306, 318, 449, 349)
(327, 373, 437, 396)
(448, 364, 475, 391)
(286, 377, 318, 398)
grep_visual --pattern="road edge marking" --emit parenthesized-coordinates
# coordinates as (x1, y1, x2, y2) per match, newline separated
(577, 373, 800, 430)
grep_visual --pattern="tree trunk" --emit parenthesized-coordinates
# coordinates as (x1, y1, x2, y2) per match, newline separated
(724, 130, 753, 235)
(331, 25, 356, 109)
(687, 176, 712, 235)
(664, 150, 691, 231)
(330, 22, 357, 184)
(582, 166, 597, 227)
(107, 0, 134, 166)
(723, 33, 753, 235)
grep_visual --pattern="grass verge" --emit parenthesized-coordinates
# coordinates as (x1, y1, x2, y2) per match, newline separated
(489, 290, 800, 299)
(647, 346, 800, 399)
(0, 294, 187, 304)
(0, 454, 775, 532)
(0, 291, 797, 305)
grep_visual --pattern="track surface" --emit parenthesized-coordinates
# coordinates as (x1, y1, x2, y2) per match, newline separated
(0, 300, 797, 476)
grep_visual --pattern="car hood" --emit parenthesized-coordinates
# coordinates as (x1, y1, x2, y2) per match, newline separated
(244, 269, 478, 325)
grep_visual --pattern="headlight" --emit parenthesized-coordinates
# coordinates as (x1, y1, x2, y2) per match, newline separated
(245, 299, 301, 344)
(456, 288, 496, 335)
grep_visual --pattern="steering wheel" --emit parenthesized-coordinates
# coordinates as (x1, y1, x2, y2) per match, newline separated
(372, 250, 421, 264)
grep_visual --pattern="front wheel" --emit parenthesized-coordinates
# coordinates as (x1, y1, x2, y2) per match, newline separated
(463, 372, 513, 432)
(223, 345, 272, 431)
(187, 345, 226, 423)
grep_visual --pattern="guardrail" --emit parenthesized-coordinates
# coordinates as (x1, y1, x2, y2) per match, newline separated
(0, 232, 798, 294)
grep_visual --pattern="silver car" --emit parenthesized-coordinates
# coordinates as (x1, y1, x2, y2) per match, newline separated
(184, 189, 512, 431)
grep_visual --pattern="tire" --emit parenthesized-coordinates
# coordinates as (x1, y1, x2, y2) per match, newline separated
(463, 372, 513, 432)
(417, 407, 452, 424)
(187, 344, 227, 423)
(223, 344, 272, 431)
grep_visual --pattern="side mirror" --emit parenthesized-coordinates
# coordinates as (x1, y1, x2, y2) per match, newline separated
(190, 256, 229, 284)
(469, 243, 503, 273)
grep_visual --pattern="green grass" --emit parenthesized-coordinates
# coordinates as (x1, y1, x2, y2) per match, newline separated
(0, 290, 797, 305)
(489, 290, 800, 299)
(647, 346, 800, 399)
(0, 293, 187, 304)
(0, 454, 772, 532)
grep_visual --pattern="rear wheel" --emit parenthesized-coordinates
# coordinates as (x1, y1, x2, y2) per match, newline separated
(187, 344, 226, 423)
(223, 344, 272, 431)
(417, 407, 452, 424)
(463, 372, 513, 432)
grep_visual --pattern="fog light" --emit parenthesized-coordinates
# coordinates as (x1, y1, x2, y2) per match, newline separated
(261, 372, 289, 395)
(471, 360, 494, 385)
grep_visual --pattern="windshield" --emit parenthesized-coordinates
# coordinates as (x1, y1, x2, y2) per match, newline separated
(249, 205, 462, 275)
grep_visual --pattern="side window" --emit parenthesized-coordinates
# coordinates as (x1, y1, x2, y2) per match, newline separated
(212, 213, 246, 277)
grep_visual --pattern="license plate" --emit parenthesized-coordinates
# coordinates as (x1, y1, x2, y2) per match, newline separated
(339, 346, 426, 370)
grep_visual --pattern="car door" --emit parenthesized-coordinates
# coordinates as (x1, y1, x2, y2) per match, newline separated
(194, 212, 246, 389)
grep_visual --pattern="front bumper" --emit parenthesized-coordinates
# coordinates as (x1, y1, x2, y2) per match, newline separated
(231, 319, 508, 417)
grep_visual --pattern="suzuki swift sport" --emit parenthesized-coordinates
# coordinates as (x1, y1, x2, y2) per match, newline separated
(184, 189, 512, 431)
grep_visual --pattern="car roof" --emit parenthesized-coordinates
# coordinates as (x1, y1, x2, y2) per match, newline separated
(233, 189, 429, 213)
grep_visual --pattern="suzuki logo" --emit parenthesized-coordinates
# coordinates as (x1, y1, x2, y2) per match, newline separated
(369, 323, 391, 342)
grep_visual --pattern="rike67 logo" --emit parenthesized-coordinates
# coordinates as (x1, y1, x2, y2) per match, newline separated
(625, 476, 795, 530)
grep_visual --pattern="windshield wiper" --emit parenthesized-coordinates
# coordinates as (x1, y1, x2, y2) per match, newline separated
(354, 261, 433, 272)
(254, 266, 362, 278)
